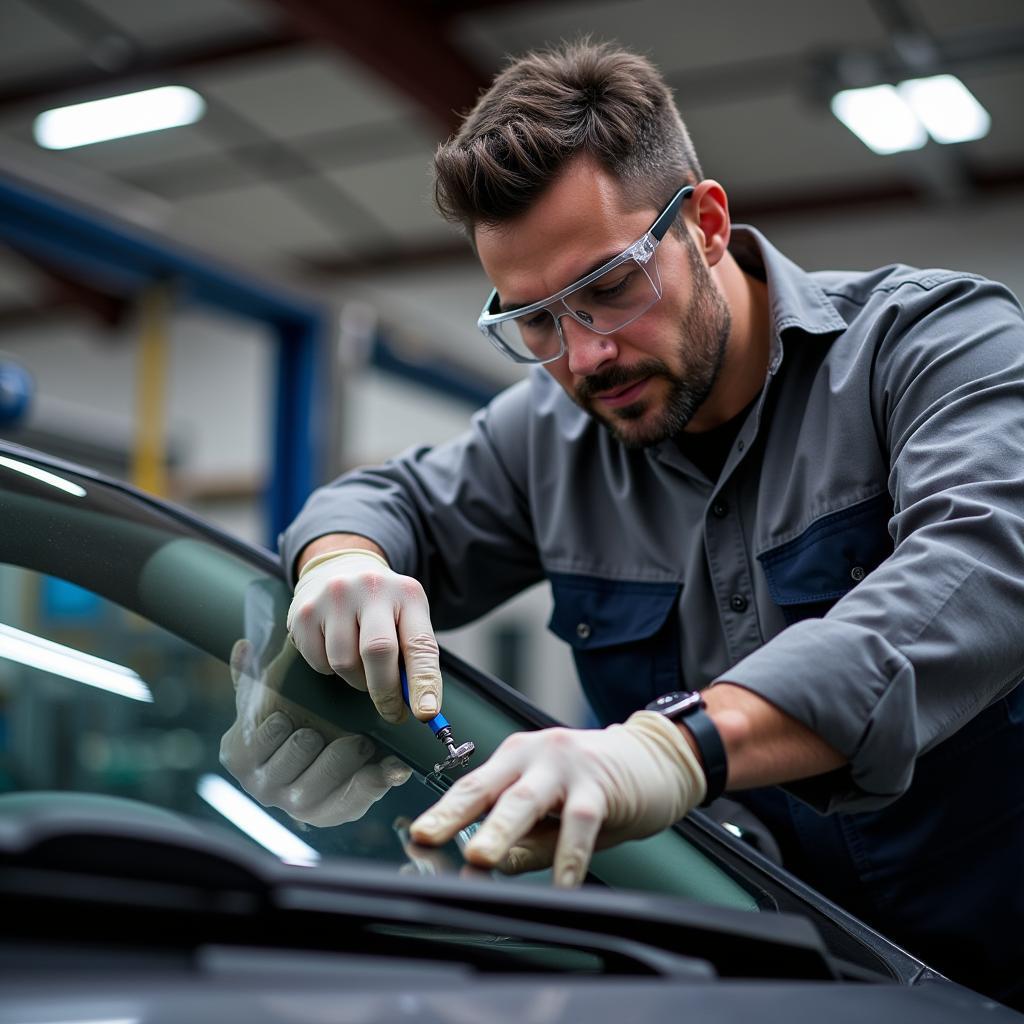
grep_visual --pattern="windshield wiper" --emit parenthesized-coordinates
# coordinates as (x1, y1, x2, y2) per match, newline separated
(0, 806, 711, 979)
(0, 801, 834, 981)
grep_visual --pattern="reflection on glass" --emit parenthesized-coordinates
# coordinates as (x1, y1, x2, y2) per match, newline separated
(197, 773, 319, 866)
(0, 455, 87, 497)
(0, 622, 152, 702)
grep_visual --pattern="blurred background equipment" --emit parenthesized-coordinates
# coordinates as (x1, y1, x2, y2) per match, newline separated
(0, 0, 1021, 720)
(0, 359, 33, 428)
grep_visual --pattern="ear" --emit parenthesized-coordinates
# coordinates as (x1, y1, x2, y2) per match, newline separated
(688, 180, 731, 268)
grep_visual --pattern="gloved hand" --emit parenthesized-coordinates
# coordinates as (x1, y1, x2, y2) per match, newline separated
(219, 638, 411, 828)
(409, 711, 707, 888)
(286, 548, 442, 725)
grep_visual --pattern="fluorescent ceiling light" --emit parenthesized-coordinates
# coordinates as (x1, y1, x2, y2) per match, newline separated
(899, 74, 991, 145)
(0, 455, 86, 497)
(830, 84, 928, 155)
(0, 622, 152, 702)
(197, 774, 320, 866)
(34, 86, 205, 150)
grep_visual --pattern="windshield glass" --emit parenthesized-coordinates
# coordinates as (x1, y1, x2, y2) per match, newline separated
(0, 447, 755, 910)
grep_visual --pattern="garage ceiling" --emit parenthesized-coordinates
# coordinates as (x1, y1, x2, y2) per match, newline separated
(0, 0, 1022, 326)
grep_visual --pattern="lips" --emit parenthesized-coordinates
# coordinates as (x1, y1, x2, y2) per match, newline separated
(594, 377, 650, 407)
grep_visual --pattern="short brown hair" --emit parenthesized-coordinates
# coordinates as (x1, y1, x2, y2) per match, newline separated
(434, 39, 702, 239)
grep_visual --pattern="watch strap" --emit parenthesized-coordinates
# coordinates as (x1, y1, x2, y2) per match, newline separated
(645, 691, 728, 807)
(681, 706, 728, 806)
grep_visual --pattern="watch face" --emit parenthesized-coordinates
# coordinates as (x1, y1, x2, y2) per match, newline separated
(649, 691, 703, 717)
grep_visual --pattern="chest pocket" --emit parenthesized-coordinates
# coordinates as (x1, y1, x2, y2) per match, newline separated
(547, 572, 682, 725)
(758, 492, 894, 625)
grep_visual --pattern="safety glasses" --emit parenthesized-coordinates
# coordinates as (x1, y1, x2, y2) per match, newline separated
(477, 184, 694, 365)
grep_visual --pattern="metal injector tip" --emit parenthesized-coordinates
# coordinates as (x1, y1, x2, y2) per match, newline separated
(433, 724, 476, 774)
(398, 664, 476, 777)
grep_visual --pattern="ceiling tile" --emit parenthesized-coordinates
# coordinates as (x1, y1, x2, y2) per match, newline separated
(189, 49, 417, 140)
(324, 151, 459, 243)
(81, 0, 280, 48)
(0, 0, 90, 86)
(169, 180, 365, 259)
(915, 0, 1024, 35)
(456, 0, 888, 78)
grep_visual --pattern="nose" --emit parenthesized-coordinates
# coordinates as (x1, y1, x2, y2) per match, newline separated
(559, 313, 618, 377)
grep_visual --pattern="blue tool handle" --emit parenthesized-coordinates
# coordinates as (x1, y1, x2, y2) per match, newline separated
(400, 663, 448, 734)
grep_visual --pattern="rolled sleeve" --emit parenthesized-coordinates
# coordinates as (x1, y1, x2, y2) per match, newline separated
(717, 274, 1024, 813)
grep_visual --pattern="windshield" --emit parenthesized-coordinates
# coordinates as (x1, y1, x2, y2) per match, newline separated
(0, 446, 755, 910)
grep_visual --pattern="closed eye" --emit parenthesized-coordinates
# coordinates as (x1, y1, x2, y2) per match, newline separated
(591, 273, 633, 299)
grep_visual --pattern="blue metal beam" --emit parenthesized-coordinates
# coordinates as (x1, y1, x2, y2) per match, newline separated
(0, 171, 329, 548)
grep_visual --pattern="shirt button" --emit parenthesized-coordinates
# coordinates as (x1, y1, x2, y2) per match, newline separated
(576, 622, 592, 640)
(850, 565, 866, 582)
(712, 500, 729, 518)
(729, 594, 749, 613)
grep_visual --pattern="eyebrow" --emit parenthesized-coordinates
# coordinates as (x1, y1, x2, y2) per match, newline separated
(499, 248, 624, 313)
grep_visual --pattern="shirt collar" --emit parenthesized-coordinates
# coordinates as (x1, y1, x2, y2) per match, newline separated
(728, 225, 848, 338)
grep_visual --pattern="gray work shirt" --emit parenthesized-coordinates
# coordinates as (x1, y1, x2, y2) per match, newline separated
(280, 226, 1024, 815)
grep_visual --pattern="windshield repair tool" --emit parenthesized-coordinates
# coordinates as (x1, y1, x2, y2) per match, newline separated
(400, 662, 476, 777)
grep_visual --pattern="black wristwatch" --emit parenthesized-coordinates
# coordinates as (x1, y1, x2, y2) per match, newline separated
(645, 691, 728, 807)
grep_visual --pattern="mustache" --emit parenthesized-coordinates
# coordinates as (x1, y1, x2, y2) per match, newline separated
(576, 360, 668, 402)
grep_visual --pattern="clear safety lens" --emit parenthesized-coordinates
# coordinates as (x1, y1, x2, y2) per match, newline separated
(489, 255, 662, 363)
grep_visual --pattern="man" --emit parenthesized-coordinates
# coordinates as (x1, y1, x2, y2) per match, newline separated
(259, 42, 1024, 1003)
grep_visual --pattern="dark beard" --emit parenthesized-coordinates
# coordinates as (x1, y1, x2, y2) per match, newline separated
(576, 236, 731, 449)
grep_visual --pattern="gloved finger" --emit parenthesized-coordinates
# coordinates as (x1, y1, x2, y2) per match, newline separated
(220, 709, 294, 776)
(286, 595, 334, 675)
(409, 745, 525, 847)
(259, 639, 300, 694)
(462, 770, 562, 868)
(380, 753, 413, 786)
(233, 641, 301, 728)
(256, 727, 326, 788)
(229, 638, 253, 693)
(357, 605, 405, 724)
(323, 613, 369, 692)
(302, 760, 401, 827)
(551, 785, 606, 888)
(496, 827, 559, 875)
(396, 600, 442, 721)
(286, 733, 377, 810)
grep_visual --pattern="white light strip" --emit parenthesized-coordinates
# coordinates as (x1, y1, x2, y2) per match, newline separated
(899, 74, 991, 145)
(32, 1019, 139, 1024)
(0, 456, 86, 497)
(34, 86, 205, 150)
(830, 84, 927, 155)
(197, 774, 320, 866)
(0, 622, 152, 702)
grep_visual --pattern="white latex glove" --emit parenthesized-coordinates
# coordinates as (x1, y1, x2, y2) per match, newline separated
(409, 711, 707, 888)
(286, 548, 442, 725)
(219, 638, 412, 828)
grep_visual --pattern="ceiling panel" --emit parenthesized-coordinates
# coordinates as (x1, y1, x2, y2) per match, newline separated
(82, 0, 280, 47)
(683, 89, 893, 198)
(43, 122, 228, 174)
(170, 179, 375, 259)
(188, 49, 418, 140)
(325, 150, 461, 244)
(952, 66, 1024, 166)
(455, 0, 888, 78)
(0, 0, 91, 86)
(915, 0, 1024, 35)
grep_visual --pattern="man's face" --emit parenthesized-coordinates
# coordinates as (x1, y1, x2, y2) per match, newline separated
(474, 158, 732, 448)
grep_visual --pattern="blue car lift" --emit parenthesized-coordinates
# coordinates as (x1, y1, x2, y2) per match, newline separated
(0, 171, 329, 546)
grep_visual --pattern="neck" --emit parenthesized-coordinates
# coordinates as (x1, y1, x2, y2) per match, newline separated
(685, 251, 771, 432)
